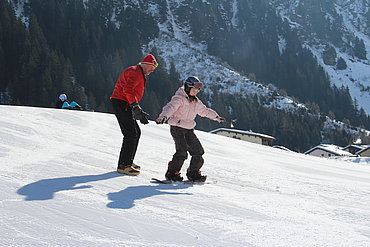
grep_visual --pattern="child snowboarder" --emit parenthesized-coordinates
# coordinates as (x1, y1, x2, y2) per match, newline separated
(155, 76, 225, 182)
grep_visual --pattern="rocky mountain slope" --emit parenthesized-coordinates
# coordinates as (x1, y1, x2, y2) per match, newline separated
(271, 0, 370, 114)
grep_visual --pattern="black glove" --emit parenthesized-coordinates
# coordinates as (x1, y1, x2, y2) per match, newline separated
(155, 116, 168, 124)
(216, 116, 225, 123)
(131, 102, 149, 124)
(139, 117, 149, 124)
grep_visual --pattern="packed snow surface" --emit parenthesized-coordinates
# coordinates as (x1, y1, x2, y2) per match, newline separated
(1, 105, 370, 246)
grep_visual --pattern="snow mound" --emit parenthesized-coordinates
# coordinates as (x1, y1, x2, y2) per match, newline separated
(1, 105, 370, 246)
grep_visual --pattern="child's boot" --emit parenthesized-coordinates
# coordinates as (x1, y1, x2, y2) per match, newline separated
(165, 167, 183, 182)
(187, 169, 207, 182)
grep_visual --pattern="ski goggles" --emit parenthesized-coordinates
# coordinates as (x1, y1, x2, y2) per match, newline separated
(59, 94, 67, 100)
(191, 82, 203, 90)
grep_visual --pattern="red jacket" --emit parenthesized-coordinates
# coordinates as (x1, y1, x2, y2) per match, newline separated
(110, 65, 146, 104)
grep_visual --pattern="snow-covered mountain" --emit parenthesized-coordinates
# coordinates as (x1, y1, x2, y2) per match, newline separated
(137, 0, 370, 115)
(11, 0, 367, 114)
(141, 0, 307, 112)
(8, 0, 369, 116)
(5, 0, 370, 149)
(272, 0, 370, 115)
(1, 106, 370, 246)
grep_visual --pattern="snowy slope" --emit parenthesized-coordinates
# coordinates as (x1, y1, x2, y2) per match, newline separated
(142, 0, 300, 111)
(145, 16, 269, 100)
(1, 105, 370, 246)
(308, 2, 370, 115)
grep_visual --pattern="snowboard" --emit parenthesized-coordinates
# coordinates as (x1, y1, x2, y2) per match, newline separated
(151, 177, 217, 185)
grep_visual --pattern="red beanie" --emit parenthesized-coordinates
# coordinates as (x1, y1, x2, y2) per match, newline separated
(141, 54, 158, 68)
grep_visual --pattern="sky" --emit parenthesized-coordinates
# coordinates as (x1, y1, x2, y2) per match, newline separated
(1, 105, 370, 246)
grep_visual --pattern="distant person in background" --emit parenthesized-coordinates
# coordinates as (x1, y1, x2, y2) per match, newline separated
(155, 76, 225, 182)
(56, 94, 82, 110)
(110, 54, 158, 176)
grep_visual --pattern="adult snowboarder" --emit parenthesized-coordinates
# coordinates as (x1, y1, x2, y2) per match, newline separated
(155, 76, 225, 182)
(110, 54, 158, 176)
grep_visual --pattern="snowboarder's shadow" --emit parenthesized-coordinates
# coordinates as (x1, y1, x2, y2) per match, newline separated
(17, 172, 120, 201)
(107, 184, 193, 209)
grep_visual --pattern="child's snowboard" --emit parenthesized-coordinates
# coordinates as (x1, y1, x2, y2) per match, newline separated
(151, 177, 217, 185)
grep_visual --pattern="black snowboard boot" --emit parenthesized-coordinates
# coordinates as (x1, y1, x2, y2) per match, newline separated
(187, 170, 207, 182)
(165, 170, 183, 182)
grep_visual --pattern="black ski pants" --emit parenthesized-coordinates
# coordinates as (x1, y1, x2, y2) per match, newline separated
(111, 98, 141, 168)
(168, 126, 205, 174)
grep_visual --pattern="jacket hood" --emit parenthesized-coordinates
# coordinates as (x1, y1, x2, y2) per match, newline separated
(175, 87, 198, 101)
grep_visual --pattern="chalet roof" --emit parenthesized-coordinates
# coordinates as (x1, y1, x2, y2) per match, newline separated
(305, 144, 352, 156)
(343, 144, 369, 150)
(210, 128, 276, 140)
(356, 146, 370, 155)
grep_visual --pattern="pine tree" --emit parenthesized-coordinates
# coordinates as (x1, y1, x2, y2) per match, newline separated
(322, 45, 337, 66)
(336, 57, 347, 70)
(353, 37, 367, 60)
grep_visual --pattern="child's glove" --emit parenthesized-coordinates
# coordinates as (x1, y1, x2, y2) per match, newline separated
(131, 102, 149, 124)
(215, 116, 225, 123)
(155, 116, 168, 124)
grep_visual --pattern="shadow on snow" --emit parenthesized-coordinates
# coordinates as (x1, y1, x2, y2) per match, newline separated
(107, 183, 193, 209)
(17, 172, 120, 201)
(17, 172, 193, 209)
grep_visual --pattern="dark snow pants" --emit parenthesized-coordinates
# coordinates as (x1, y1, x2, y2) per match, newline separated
(168, 126, 205, 173)
(111, 98, 141, 168)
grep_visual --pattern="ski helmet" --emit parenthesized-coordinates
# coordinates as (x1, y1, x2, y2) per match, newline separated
(184, 76, 203, 94)
(59, 94, 67, 100)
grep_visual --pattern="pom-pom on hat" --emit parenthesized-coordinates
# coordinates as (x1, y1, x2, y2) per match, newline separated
(141, 54, 158, 68)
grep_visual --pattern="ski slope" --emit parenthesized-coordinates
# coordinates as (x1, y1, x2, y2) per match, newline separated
(1, 105, 370, 246)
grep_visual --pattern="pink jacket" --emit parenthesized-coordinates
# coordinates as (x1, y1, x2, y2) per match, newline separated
(159, 87, 219, 129)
